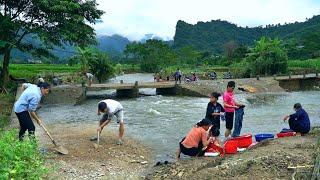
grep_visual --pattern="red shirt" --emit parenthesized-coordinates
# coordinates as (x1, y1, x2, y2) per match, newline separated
(223, 90, 235, 112)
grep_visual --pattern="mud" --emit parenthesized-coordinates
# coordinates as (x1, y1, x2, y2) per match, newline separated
(35, 123, 152, 179)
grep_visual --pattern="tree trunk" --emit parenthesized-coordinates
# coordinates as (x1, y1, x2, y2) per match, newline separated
(1, 48, 11, 88)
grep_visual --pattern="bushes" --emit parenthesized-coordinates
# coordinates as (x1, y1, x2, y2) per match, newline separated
(248, 37, 288, 76)
(0, 130, 48, 179)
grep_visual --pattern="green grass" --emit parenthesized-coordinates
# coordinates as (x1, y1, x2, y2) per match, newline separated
(0, 130, 48, 179)
(0, 93, 15, 128)
(9, 64, 80, 79)
(288, 58, 320, 71)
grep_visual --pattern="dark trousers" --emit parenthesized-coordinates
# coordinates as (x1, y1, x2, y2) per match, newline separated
(289, 118, 310, 134)
(179, 138, 204, 157)
(15, 111, 35, 141)
(232, 108, 244, 137)
(175, 75, 181, 84)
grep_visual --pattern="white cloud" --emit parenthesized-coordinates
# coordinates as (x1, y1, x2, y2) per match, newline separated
(93, 0, 320, 40)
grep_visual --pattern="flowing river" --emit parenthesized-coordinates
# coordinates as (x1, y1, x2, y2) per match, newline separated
(39, 74, 320, 161)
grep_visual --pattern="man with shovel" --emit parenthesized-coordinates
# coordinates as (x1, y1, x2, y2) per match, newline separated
(94, 99, 125, 145)
(14, 82, 50, 141)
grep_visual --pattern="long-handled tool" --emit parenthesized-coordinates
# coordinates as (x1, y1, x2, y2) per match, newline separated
(39, 123, 68, 155)
(93, 131, 101, 149)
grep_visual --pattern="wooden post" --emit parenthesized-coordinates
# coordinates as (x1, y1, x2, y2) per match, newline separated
(303, 71, 306, 78)
(289, 72, 291, 79)
(316, 72, 318, 77)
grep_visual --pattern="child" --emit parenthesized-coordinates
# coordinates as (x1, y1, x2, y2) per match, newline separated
(223, 81, 243, 138)
(205, 92, 225, 130)
(205, 127, 224, 156)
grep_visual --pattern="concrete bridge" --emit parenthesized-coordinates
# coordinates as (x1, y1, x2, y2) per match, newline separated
(82, 73, 319, 98)
(85, 81, 182, 98)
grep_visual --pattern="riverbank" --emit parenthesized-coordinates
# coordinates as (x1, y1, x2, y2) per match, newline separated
(147, 127, 320, 179)
(36, 123, 152, 179)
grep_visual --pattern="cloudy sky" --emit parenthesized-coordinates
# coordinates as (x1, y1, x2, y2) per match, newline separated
(93, 0, 320, 41)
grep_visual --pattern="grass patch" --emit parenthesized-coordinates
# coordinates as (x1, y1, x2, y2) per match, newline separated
(0, 93, 15, 128)
(9, 64, 80, 80)
(0, 130, 48, 179)
(288, 58, 320, 71)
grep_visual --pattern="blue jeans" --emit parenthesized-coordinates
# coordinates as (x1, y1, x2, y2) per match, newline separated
(232, 108, 244, 137)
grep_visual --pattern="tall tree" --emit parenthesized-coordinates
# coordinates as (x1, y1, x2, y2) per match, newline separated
(0, 0, 104, 88)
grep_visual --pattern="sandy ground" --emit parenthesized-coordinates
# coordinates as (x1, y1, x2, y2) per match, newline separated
(147, 128, 320, 179)
(36, 123, 152, 180)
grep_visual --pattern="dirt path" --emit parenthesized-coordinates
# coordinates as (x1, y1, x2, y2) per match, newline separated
(36, 123, 152, 179)
(147, 128, 319, 179)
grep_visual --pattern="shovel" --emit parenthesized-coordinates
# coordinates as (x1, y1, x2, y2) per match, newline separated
(93, 131, 101, 149)
(39, 123, 69, 155)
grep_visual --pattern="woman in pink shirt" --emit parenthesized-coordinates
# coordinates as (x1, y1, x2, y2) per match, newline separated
(176, 119, 213, 158)
(223, 81, 243, 138)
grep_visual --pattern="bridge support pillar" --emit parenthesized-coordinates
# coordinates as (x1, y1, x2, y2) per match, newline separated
(116, 81, 139, 98)
(156, 84, 181, 95)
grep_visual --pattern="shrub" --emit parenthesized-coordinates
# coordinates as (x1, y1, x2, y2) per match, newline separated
(0, 130, 48, 179)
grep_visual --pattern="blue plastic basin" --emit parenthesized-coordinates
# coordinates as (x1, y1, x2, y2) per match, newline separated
(255, 134, 274, 142)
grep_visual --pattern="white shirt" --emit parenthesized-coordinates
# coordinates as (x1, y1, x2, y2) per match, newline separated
(100, 99, 123, 115)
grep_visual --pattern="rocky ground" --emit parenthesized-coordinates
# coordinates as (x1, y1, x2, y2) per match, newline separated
(36, 123, 153, 180)
(181, 78, 284, 97)
(146, 128, 320, 180)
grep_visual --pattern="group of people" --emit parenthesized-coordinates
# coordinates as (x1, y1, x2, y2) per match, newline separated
(14, 76, 126, 145)
(177, 80, 311, 158)
(13, 77, 311, 158)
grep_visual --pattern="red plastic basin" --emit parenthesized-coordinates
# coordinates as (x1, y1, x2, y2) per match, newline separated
(224, 140, 237, 154)
(232, 134, 253, 148)
(277, 132, 296, 138)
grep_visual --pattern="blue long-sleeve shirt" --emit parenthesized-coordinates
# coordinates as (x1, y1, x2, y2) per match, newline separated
(14, 83, 42, 113)
(289, 108, 310, 132)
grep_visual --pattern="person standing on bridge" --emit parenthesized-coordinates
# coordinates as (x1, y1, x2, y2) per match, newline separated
(95, 99, 125, 145)
(84, 72, 94, 86)
(14, 82, 51, 141)
(174, 68, 182, 84)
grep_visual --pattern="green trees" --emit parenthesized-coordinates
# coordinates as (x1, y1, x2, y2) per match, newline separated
(248, 37, 288, 75)
(124, 40, 177, 72)
(0, 0, 104, 88)
(72, 47, 114, 83)
(87, 51, 114, 83)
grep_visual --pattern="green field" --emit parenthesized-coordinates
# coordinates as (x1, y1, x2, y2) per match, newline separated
(9, 64, 80, 79)
(288, 58, 320, 71)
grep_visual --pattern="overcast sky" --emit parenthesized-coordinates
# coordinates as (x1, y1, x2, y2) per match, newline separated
(93, 0, 320, 41)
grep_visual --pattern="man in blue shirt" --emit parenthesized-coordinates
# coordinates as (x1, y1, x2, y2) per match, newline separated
(14, 82, 50, 140)
(283, 103, 311, 135)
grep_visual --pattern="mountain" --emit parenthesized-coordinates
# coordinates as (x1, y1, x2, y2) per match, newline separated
(96, 34, 131, 57)
(9, 34, 131, 62)
(173, 15, 320, 54)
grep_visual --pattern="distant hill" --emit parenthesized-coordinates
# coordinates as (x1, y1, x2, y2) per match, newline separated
(96, 34, 131, 57)
(173, 15, 320, 54)
(9, 34, 131, 62)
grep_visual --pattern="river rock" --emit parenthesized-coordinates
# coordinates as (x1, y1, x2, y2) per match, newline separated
(178, 172, 184, 177)
(141, 161, 148, 165)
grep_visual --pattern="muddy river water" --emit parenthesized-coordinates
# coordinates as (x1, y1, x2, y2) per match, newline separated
(39, 74, 320, 161)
